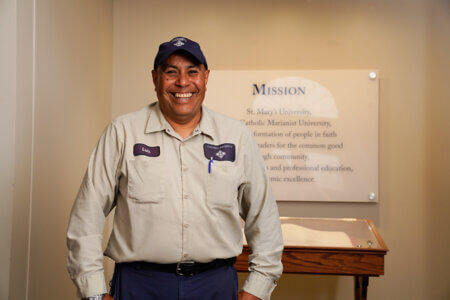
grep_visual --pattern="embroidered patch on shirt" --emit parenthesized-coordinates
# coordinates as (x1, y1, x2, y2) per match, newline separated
(203, 143, 236, 162)
(133, 144, 160, 157)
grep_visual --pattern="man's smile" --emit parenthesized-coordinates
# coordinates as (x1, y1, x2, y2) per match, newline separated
(171, 92, 194, 100)
(174, 92, 193, 98)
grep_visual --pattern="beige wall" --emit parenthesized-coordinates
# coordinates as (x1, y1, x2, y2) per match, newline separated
(8, 0, 114, 299)
(8, 0, 34, 299)
(6, 0, 449, 299)
(426, 0, 450, 297)
(0, 0, 17, 298)
(29, 0, 113, 297)
(111, 0, 449, 299)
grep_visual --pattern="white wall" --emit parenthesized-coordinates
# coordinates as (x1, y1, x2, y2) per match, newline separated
(0, 0, 17, 298)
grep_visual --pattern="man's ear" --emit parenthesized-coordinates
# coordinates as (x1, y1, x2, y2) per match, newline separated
(151, 69, 158, 90)
(204, 69, 210, 86)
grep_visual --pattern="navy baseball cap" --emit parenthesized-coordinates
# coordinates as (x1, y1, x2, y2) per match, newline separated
(154, 37, 208, 70)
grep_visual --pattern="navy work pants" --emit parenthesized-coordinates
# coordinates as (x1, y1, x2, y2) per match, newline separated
(110, 262, 239, 300)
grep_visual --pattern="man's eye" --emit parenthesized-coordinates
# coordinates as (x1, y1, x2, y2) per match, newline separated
(166, 70, 177, 74)
(189, 70, 199, 74)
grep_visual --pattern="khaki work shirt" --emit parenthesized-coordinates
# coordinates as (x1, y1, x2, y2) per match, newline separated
(67, 102, 283, 299)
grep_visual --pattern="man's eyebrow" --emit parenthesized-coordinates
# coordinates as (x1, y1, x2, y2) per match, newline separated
(162, 64, 178, 70)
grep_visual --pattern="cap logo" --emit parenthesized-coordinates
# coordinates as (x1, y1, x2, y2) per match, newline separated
(171, 37, 187, 47)
(174, 40, 184, 46)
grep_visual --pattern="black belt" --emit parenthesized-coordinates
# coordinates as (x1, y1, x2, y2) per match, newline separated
(122, 257, 236, 276)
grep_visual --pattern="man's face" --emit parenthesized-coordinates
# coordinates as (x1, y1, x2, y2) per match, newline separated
(152, 52, 210, 125)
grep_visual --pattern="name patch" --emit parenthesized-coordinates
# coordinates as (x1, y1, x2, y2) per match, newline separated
(133, 144, 160, 157)
(203, 143, 236, 162)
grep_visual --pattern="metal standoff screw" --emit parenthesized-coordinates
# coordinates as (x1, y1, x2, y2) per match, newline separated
(368, 193, 376, 201)
(369, 72, 377, 80)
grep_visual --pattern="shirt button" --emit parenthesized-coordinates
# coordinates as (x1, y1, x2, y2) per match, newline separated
(180, 142, 184, 147)
(183, 254, 189, 258)
(183, 167, 188, 172)
(183, 194, 189, 199)
(184, 224, 189, 228)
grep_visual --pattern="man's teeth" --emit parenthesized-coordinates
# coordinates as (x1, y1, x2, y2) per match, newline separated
(175, 93, 193, 98)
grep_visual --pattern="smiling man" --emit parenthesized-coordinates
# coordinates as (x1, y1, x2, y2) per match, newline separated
(67, 37, 283, 300)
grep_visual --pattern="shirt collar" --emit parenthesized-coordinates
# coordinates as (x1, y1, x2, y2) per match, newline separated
(145, 101, 216, 141)
(145, 102, 171, 133)
(197, 105, 216, 141)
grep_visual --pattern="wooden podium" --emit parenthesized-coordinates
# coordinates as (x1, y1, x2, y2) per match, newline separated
(235, 217, 388, 300)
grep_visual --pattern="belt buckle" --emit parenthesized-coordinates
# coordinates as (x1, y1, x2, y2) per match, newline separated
(176, 261, 195, 276)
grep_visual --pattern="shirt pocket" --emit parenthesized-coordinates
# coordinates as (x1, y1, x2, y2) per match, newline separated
(206, 164, 239, 208)
(127, 159, 165, 204)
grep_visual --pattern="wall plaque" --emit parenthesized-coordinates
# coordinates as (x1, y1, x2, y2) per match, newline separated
(206, 70, 379, 202)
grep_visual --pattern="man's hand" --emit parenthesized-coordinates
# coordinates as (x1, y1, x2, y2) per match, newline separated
(103, 294, 114, 300)
(238, 290, 261, 300)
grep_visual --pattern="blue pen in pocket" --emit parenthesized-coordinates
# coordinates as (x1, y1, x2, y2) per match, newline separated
(208, 157, 213, 174)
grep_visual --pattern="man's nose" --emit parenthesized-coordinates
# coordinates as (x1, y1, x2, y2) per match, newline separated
(176, 72, 189, 87)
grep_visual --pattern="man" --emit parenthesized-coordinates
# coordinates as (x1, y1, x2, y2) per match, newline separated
(67, 37, 283, 300)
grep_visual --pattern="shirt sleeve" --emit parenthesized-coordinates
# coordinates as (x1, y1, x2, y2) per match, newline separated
(66, 121, 123, 298)
(238, 127, 284, 300)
